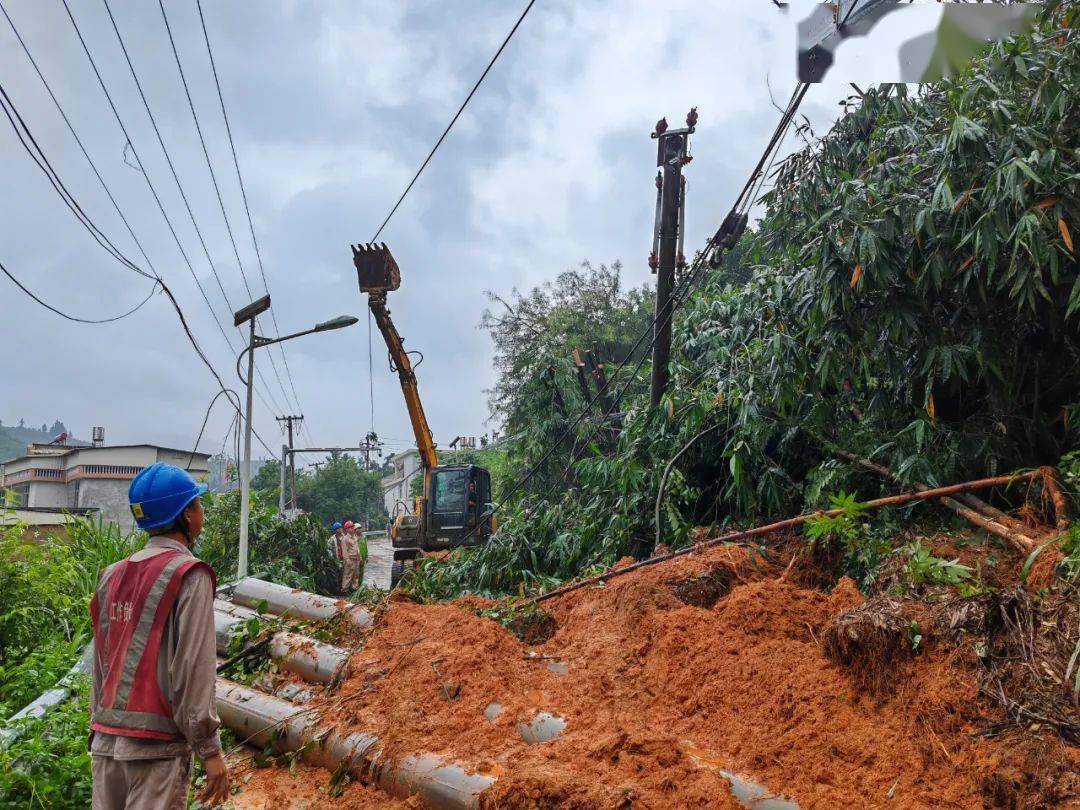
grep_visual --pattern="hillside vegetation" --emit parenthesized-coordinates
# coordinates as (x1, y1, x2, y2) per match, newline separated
(414, 8, 1079, 599)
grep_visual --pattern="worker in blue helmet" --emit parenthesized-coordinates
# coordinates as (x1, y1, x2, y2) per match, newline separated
(332, 521, 343, 532)
(89, 463, 230, 808)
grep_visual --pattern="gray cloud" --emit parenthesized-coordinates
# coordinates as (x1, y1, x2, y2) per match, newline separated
(1, 0, 932, 466)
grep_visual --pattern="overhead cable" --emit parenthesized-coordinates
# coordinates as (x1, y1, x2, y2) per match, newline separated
(97, 0, 287, 417)
(59, 0, 286, 420)
(159, 0, 302, 420)
(368, 0, 537, 243)
(3, 12, 277, 456)
(1, 261, 158, 324)
(194, 0, 308, 423)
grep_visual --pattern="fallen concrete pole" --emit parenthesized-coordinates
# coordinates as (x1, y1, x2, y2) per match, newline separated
(252, 675, 315, 704)
(215, 598, 259, 620)
(0, 644, 93, 751)
(268, 630, 351, 684)
(531, 472, 1044, 604)
(216, 681, 495, 808)
(228, 577, 373, 628)
(214, 610, 350, 684)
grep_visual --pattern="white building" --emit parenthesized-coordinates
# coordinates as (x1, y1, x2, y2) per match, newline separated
(381, 448, 422, 518)
(0, 443, 210, 532)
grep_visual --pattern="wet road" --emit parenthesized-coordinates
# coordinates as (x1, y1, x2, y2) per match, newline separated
(363, 532, 393, 591)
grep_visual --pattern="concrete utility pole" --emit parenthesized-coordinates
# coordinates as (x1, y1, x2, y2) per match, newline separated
(648, 109, 696, 407)
(359, 430, 382, 471)
(276, 415, 303, 509)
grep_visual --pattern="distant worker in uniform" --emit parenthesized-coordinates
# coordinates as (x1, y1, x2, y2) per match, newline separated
(336, 521, 361, 594)
(350, 521, 369, 588)
(89, 463, 229, 809)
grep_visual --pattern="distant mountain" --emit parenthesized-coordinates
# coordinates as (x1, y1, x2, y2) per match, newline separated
(0, 420, 89, 463)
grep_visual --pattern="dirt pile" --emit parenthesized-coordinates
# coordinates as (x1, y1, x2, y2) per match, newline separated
(241, 536, 1080, 808)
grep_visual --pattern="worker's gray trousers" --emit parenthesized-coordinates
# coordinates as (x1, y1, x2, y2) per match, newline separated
(91, 753, 192, 809)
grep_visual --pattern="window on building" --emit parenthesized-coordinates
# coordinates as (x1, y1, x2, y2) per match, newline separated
(11, 485, 29, 507)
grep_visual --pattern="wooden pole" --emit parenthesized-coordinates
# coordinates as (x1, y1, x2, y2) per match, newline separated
(528, 472, 1040, 605)
(831, 449, 1044, 553)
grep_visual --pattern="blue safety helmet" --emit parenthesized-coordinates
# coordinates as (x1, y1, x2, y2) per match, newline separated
(128, 463, 208, 531)
(332, 522, 343, 531)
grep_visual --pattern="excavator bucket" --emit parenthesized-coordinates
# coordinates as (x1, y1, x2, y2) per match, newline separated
(352, 243, 401, 293)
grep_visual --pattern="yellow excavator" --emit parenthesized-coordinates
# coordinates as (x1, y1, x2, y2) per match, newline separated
(352, 243, 495, 587)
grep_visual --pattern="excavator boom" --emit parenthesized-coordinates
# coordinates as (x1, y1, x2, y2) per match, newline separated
(352, 243, 494, 571)
(366, 293, 438, 472)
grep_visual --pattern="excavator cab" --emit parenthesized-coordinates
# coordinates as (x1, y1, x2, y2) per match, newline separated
(426, 464, 493, 550)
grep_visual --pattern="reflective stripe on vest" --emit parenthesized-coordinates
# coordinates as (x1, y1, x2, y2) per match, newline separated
(89, 549, 215, 740)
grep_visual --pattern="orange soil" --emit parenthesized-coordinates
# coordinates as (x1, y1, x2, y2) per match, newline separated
(253, 538, 1079, 808)
(230, 759, 410, 808)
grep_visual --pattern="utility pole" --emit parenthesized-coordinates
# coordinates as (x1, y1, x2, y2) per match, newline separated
(276, 415, 303, 509)
(359, 430, 382, 471)
(648, 108, 696, 407)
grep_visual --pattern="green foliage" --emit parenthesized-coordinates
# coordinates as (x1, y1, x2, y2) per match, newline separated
(414, 13, 1078, 600)
(0, 682, 93, 809)
(198, 489, 341, 595)
(481, 261, 653, 496)
(804, 492, 892, 588)
(250, 458, 283, 494)
(908, 621, 923, 654)
(804, 491, 869, 546)
(0, 515, 140, 807)
(903, 541, 973, 587)
(296, 451, 387, 529)
(0, 517, 141, 717)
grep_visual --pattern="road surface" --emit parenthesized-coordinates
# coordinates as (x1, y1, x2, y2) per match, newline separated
(363, 532, 393, 591)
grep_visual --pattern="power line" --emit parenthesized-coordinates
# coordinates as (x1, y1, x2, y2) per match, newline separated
(58, 0, 286, 424)
(96, 0, 288, 418)
(194, 0, 308, 424)
(3, 9, 277, 458)
(357, 1, 537, 450)
(156, 0, 252, 301)
(159, 0, 302, 421)
(188, 387, 240, 467)
(98, 0, 234, 313)
(1, 260, 158, 323)
(368, 0, 537, 243)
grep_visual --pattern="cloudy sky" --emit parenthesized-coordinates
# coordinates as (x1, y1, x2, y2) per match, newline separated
(0, 0, 940, 468)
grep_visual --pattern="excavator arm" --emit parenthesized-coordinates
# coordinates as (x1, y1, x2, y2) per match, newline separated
(353, 243, 495, 564)
(366, 293, 438, 473)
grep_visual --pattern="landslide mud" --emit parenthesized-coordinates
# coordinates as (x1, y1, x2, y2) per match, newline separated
(251, 539, 1080, 808)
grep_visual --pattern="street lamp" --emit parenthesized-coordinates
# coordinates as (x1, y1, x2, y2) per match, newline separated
(233, 295, 358, 579)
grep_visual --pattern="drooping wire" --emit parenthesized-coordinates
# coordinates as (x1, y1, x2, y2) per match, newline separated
(188, 388, 241, 467)
(368, 0, 537, 243)
(193, 0, 308, 425)
(3, 10, 276, 457)
(95, 0, 288, 418)
(58, 0, 284, 422)
(1, 261, 158, 323)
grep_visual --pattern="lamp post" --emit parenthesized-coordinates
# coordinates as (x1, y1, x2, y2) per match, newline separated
(233, 295, 358, 579)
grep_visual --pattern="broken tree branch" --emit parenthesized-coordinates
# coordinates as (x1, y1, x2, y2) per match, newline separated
(831, 449, 1044, 554)
(529, 472, 1039, 605)
(1040, 466, 1071, 532)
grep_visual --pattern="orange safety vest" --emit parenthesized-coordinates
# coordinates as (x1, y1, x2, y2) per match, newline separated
(89, 549, 215, 740)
